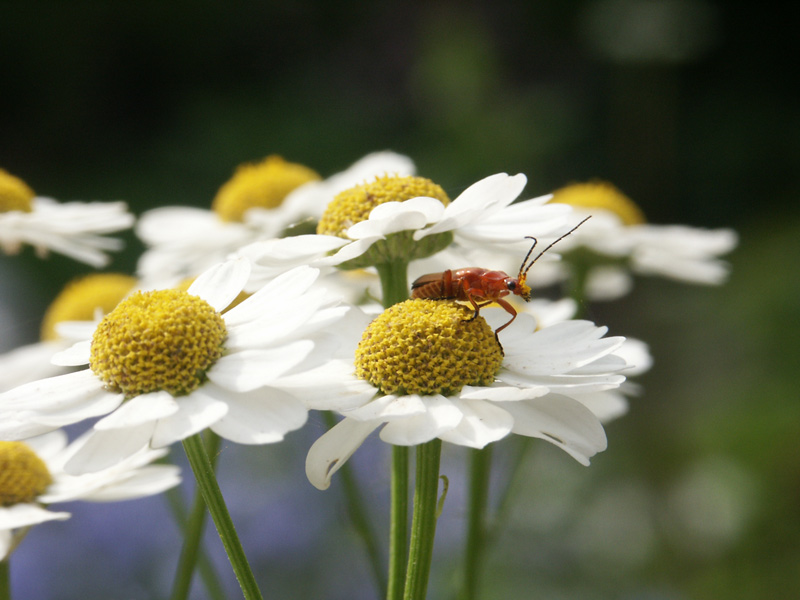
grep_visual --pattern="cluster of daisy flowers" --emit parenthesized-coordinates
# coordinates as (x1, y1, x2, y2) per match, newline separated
(0, 152, 735, 598)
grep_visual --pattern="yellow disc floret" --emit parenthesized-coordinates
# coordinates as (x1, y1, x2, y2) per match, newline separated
(0, 169, 35, 214)
(317, 175, 450, 238)
(89, 289, 227, 398)
(550, 181, 646, 226)
(212, 155, 321, 222)
(41, 273, 137, 341)
(0, 441, 53, 506)
(355, 299, 503, 397)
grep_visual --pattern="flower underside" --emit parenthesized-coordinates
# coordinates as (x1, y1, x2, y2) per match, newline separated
(89, 289, 227, 398)
(0, 441, 53, 506)
(355, 299, 503, 396)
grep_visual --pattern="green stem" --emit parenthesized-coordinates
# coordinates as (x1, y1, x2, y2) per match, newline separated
(1, 559, 9, 600)
(170, 432, 226, 600)
(459, 446, 492, 600)
(387, 446, 409, 600)
(375, 260, 410, 307)
(375, 258, 412, 600)
(181, 433, 263, 600)
(403, 439, 443, 600)
(322, 412, 386, 596)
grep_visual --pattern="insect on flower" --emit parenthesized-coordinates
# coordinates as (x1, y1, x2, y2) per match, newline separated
(411, 216, 591, 336)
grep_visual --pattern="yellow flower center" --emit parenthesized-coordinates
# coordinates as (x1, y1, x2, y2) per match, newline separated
(212, 155, 321, 222)
(89, 289, 227, 398)
(0, 169, 35, 214)
(550, 181, 646, 226)
(40, 273, 137, 341)
(355, 299, 503, 396)
(317, 175, 450, 238)
(0, 441, 53, 506)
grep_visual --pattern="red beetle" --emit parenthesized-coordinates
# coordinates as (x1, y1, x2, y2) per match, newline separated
(411, 217, 590, 336)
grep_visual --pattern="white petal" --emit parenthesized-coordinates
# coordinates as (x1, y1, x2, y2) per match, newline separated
(379, 395, 463, 445)
(239, 235, 349, 285)
(64, 423, 156, 474)
(224, 290, 327, 347)
(222, 265, 320, 326)
(575, 390, 629, 423)
(209, 386, 308, 444)
(346, 197, 446, 239)
(0, 504, 70, 531)
(343, 394, 426, 421)
(136, 206, 220, 245)
(74, 465, 182, 502)
(50, 339, 91, 366)
(438, 398, 514, 448)
(188, 256, 251, 312)
(305, 417, 380, 490)
(316, 236, 383, 266)
(459, 383, 550, 401)
(414, 173, 527, 239)
(208, 341, 315, 392)
(94, 392, 179, 430)
(23, 430, 69, 462)
(150, 391, 229, 447)
(500, 394, 607, 465)
(503, 320, 625, 375)
(271, 360, 377, 411)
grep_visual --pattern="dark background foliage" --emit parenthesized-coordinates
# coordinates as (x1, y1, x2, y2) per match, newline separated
(2, 2, 797, 598)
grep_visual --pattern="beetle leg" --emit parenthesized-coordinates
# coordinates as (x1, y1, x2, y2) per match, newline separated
(493, 298, 518, 335)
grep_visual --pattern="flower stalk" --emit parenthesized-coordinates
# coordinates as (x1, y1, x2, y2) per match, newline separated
(403, 438, 443, 600)
(459, 446, 493, 600)
(375, 257, 412, 600)
(170, 431, 226, 600)
(181, 433, 263, 600)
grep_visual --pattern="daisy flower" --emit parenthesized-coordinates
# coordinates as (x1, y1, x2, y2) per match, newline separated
(0, 273, 137, 393)
(0, 168, 135, 267)
(537, 181, 738, 300)
(305, 298, 630, 490)
(236, 172, 572, 295)
(0, 430, 180, 560)
(136, 152, 415, 283)
(0, 258, 376, 474)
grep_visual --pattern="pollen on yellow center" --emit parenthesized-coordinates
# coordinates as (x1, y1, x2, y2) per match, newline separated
(212, 155, 321, 223)
(317, 175, 451, 238)
(40, 273, 137, 341)
(89, 289, 227, 398)
(550, 181, 646, 226)
(0, 169, 35, 214)
(0, 441, 53, 506)
(355, 299, 503, 397)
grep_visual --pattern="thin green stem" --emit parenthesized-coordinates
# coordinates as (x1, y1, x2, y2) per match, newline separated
(403, 439, 443, 600)
(387, 446, 409, 600)
(375, 260, 410, 307)
(1, 559, 9, 600)
(459, 446, 492, 600)
(322, 412, 386, 596)
(170, 432, 226, 600)
(375, 258, 412, 600)
(181, 433, 263, 600)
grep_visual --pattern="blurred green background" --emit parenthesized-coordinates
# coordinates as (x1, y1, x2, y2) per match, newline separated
(1, 1, 798, 599)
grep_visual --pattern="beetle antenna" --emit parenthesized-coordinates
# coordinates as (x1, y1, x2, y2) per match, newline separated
(520, 216, 591, 278)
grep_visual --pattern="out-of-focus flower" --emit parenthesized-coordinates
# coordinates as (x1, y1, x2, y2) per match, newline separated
(0, 169, 134, 267)
(0, 430, 180, 560)
(136, 152, 415, 283)
(537, 181, 738, 300)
